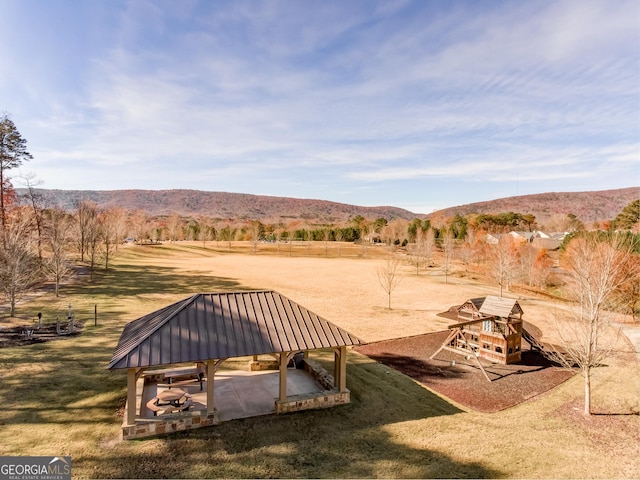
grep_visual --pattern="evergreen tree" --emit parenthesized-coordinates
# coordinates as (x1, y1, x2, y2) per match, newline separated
(0, 114, 32, 230)
(613, 200, 640, 230)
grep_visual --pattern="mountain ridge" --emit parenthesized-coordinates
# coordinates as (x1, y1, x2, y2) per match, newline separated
(17, 186, 639, 225)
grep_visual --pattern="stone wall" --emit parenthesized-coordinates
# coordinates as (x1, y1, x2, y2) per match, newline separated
(275, 390, 350, 414)
(122, 411, 219, 440)
(249, 359, 279, 371)
(303, 358, 335, 390)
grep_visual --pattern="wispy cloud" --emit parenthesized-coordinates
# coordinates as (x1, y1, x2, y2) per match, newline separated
(2, 0, 638, 209)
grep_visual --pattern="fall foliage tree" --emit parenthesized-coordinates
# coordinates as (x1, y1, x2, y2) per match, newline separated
(487, 234, 520, 296)
(543, 233, 638, 415)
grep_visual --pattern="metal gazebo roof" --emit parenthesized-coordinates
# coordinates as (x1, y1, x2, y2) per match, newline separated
(108, 290, 363, 370)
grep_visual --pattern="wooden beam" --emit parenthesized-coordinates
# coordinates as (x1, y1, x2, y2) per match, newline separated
(126, 368, 138, 426)
(338, 346, 347, 392)
(279, 352, 288, 402)
(430, 329, 459, 360)
(206, 360, 216, 415)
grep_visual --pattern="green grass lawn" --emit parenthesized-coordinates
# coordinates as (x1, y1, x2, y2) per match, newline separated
(0, 244, 638, 478)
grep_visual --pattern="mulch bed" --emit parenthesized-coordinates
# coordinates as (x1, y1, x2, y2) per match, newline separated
(355, 329, 575, 413)
(0, 322, 84, 348)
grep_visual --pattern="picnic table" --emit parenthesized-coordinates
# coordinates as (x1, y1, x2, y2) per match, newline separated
(164, 367, 205, 389)
(143, 365, 205, 390)
(146, 388, 193, 416)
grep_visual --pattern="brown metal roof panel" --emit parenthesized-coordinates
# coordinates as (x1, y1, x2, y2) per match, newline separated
(255, 291, 284, 352)
(231, 293, 253, 357)
(198, 296, 216, 361)
(280, 295, 312, 351)
(293, 302, 323, 349)
(267, 292, 296, 352)
(236, 293, 258, 353)
(108, 291, 364, 370)
(107, 295, 197, 369)
(248, 295, 279, 355)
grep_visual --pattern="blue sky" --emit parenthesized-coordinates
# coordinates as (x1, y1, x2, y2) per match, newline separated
(1, 0, 638, 213)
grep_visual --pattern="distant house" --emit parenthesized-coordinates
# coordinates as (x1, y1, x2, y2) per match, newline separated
(485, 233, 501, 245)
(508, 231, 533, 243)
(363, 232, 382, 243)
(532, 231, 566, 251)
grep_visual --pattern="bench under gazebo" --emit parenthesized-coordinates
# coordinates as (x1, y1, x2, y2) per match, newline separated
(107, 290, 363, 439)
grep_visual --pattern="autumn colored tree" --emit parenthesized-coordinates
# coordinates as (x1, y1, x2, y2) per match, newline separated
(487, 234, 520, 296)
(544, 233, 638, 415)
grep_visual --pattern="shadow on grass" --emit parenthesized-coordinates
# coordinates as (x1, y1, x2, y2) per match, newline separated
(76, 356, 502, 478)
(357, 352, 468, 380)
(82, 426, 501, 478)
(63, 264, 247, 298)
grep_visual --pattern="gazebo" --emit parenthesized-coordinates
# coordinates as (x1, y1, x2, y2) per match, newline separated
(108, 290, 363, 439)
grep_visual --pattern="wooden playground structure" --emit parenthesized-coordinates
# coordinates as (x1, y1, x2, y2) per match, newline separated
(431, 296, 540, 381)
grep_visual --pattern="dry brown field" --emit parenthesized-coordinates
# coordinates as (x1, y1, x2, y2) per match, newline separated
(0, 240, 638, 478)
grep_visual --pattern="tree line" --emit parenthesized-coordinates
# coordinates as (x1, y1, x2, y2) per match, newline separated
(1, 113, 639, 318)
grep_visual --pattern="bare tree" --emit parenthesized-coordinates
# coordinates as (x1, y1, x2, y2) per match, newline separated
(197, 215, 213, 248)
(440, 228, 456, 284)
(377, 251, 403, 309)
(19, 172, 46, 261)
(543, 234, 638, 415)
(487, 234, 520, 296)
(287, 224, 296, 257)
(84, 203, 101, 279)
(407, 231, 425, 275)
(458, 228, 478, 274)
(333, 228, 344, 257)
(43, 208, 72, 297)
(249, 221, 261, 253)
(166, 213, 182, 244)
(519, 243, 538, 287)
(0, 211, 40, 316)
(322, 227, 331, 258)
(101, 207, 126, 270)
(221, 224, 236, 251)
(73, 200, 97, 261)
(129, 210, 149, 244)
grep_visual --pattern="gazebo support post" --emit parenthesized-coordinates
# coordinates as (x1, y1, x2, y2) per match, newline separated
(126, 368, 140, 426)
(206, 360, 216, 415)
(334, 346, 347, 392)
(278, 351, 288, 402)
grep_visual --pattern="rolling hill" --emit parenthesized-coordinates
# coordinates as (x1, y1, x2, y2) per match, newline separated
(20, 189, 417, 223)
(428, 187, 639, 225)
(18, 186, 639, 225)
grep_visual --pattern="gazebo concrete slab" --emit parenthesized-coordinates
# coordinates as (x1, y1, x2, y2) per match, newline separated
(140, 368, 325, 422)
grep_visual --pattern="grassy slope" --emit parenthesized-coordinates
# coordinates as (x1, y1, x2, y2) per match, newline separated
(0, 243, 638, 479)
